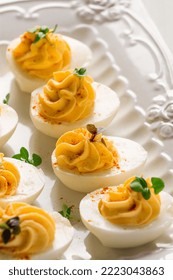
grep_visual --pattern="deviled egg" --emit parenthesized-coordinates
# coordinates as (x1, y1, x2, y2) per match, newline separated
(0, 103, 18, 148)
(6, 25, 92, 92)
(51, 126, 147, 192)
(80, 176, 173, 248)
(0, 202, 74, 259)
(30, 69, 120, 138)
(0, 153, 44, 207)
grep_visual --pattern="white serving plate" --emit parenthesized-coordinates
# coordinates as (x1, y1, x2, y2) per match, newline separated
(0, 0, 173, 260)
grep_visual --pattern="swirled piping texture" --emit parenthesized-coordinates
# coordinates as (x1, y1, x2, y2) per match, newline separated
(0, 202, 55, 257)
(55, 128, 119, 173)
(38, 70, 95, 122)
(98, 177, 161, 226)
(13, 31, 71, 79)
(0, 154, 20, 198)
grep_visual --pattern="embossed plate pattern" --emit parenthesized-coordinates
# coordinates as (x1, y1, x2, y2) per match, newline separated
(0, 0, 173, 260)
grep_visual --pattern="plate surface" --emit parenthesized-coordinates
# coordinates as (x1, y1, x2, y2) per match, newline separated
(0, 0, 173, 260)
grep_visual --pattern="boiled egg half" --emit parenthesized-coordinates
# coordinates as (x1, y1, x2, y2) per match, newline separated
(6, 32, 92, 93)
(30, 82, 120, 138)
(52, 136, 148, 193)
(0, 205, 73, 260)
(0, 103, 18, 148)
(0, 157, 45, 207)
(80, 187, 173, 248)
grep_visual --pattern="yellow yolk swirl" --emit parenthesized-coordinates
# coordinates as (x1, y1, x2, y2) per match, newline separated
(0, 202, 55, 257)
(98, 177, 161, 226)
(0, 154, 20, 198)
(55, 128, 119, 173)
(38, 70, 95, 123)
(13, 31, 71, 79)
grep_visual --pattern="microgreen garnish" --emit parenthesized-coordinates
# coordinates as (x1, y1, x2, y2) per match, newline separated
(130, 177, 165, 200)
(34, 32, 47, 43)
(151, 177, 165, 194)
(86, 124, 106, 146)
(28, 26, 38, 33)
(3, 93, 10, 104)
(74, 68, 87, 77)
(12, 147, 42, 167)
(0, 217, 21, 244)
(40, 25, 49, 34)
(59, 204, 73, 220)
(28, 24, 58, 43)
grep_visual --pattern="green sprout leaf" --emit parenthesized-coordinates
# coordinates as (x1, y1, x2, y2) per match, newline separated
(31, 153, 42, 167)
(151, 177, 165, 194)
(130, 180, 144, 192)
(12, 147, 42, 167)
(130, 176, 165, 200)
(74, 68, 87, 77)
(12, 154, 23, 160)
(3, 93, 10, 105)
(135, 177, 148, 188)
(28, 24, 58, 44)
(28, 26, 38, 33)
(59, 204, 73, 220)
(40, 25, 49, 33)
(20, 147, 29, 161)
(34, 32, 46, 43)
(142, 188, 151, 200)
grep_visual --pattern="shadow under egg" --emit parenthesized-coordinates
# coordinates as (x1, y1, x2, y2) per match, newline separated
(83, 230, 168, 260)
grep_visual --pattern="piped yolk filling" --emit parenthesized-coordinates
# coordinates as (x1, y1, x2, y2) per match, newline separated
(13, 31, 71, 79)
(55, 128, 119, 173)
(0, 202, 55, 257)
(0, 153, 20, 198)
(37, 70, 95, 123)
(98, 177, 161, 226)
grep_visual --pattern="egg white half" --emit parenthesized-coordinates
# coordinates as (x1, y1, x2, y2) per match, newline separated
(0, 103, 18, 148)
(6, 35, 92, 93)
(0, 212, 74, 260)
(0, 157, 45, 208)
(51, 136, 148, 193)
(80, 189, 173, 248)
(30, 82, 120, 138)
